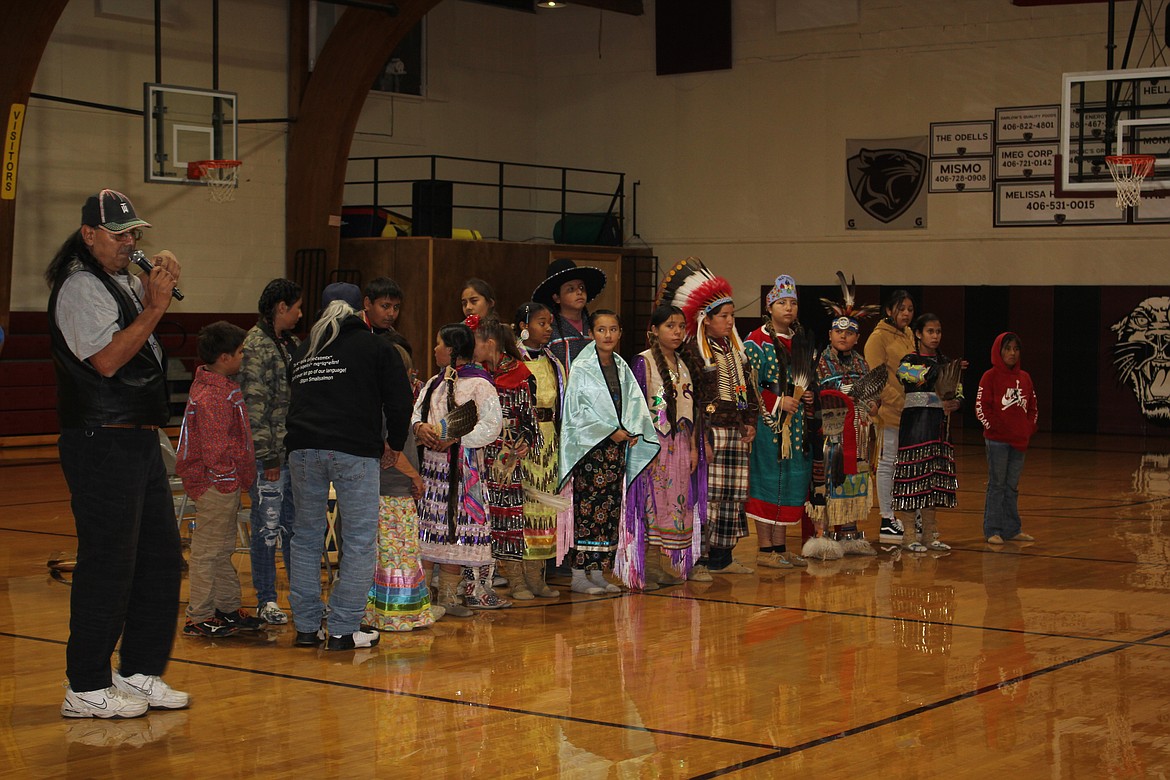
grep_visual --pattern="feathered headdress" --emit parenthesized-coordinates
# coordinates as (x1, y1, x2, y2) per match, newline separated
(819, 271, 881, 332)
(657, 256, 746, 366)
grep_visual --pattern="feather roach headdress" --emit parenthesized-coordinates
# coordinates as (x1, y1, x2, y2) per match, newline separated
(819, 271, 881, 332)
(657, 256, 746, 366)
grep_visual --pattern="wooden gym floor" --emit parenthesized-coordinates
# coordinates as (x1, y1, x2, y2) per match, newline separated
(1, 431, 1168, 778)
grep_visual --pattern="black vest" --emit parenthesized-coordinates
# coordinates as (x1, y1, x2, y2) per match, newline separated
(48, 258, 170, 428)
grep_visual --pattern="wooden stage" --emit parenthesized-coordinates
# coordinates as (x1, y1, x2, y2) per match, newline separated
(2, 430, 1169, 777)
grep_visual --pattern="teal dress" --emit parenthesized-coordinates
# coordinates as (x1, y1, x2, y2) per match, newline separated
(744, 325, 812, 524)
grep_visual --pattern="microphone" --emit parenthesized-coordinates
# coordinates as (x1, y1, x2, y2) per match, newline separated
(130, 250, 184, 301)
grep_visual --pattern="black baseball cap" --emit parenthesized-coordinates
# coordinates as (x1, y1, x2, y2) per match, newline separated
(81, 189, 152, 233)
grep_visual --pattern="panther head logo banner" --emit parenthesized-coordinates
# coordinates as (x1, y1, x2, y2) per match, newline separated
(1113, 296, 1170, 424)
(845, 137, 928, 230)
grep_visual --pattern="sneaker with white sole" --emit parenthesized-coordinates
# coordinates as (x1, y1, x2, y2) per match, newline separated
(325, 629, 381, 651)
(62, 684, 149, 719)
(112, 673, 190, 710)
(258, 601, 289, 625)
(878, 516, 904, 543)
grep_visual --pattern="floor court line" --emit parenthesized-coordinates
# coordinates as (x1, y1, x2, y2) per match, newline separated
(690, 627, 1170, 779)
(642, 590, 1170, 649)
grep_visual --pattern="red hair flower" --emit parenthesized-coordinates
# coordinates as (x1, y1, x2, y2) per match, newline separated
(464, 314, 481, 332)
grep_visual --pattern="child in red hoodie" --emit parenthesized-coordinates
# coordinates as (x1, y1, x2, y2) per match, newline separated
(975, 332, 1038, 544)
(177, 322, 261, 637)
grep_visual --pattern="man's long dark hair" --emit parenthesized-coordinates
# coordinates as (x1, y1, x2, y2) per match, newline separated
(44, 230, 95, 288)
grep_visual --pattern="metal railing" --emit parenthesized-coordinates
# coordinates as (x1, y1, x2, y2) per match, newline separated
(344, 154, 625, 244)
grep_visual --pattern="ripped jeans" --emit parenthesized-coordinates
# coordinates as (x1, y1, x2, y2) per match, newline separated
(248, 460, 295, 605)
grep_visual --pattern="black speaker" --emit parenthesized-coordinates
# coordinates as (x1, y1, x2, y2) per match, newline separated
(412, 180, 453, 238)
(656, 0, 732, 76)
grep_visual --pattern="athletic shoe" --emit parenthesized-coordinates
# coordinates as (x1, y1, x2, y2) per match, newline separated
(62, 685, 148, 719)
(903, 540, 928, 553)
(294, 628, 326, 647)
(712, 560, 754, 575)
(986, 534, 1005, 545)
(216, 608, 264, 631)
(687, 564, 713, 582)
(182, 618, 238, 638)
(258, 601, 289, 625)
(926, 539, 951, 551)
(112, 673, 189, 710)
(325, 629, 381, 651)
(1010, 532, 1035, 542)
(878, 516, 904, 543)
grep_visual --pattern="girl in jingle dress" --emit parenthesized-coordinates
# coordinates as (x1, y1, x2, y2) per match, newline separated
(515, 301, 567, 598)
(891, 313, 962, 553)
(413, 322, 504, 615)
(473, 315, 539, 601)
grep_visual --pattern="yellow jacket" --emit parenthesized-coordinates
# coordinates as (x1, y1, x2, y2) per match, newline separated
(864, 319, 915, 429)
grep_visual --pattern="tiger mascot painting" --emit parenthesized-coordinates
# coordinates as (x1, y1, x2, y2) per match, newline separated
(1113, 296, 1170, 424)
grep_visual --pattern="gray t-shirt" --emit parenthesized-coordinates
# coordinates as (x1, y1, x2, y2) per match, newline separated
(55, 270, 162, 364)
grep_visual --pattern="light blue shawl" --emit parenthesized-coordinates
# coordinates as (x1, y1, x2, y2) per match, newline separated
(557, 342, 660, 491)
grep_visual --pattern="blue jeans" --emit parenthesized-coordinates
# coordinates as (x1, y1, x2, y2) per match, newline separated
(983, 440, 1026, 539)
(288, 449, 379, 636)
(249, 460, 295, 605)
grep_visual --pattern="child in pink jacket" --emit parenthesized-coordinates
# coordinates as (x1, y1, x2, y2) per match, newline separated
(975, 332, 1038, 544)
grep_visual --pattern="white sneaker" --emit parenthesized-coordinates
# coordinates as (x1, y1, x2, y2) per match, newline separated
(325, 629, 381, 650)
(112, 673, 190, 710)
(258, 601, 289, 624)
(62, 684, 149, 719)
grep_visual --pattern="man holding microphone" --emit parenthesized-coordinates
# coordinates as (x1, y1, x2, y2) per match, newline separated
(47, 189, 188, 718)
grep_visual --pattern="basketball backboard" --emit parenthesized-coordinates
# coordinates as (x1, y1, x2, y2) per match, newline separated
(1059, 67, 1170, 197)
(144, 83, 238, 185)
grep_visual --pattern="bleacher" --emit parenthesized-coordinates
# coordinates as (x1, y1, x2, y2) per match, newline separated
(0, 311, 258, 454)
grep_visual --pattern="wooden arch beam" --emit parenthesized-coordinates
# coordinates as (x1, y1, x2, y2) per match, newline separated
(0, 1, 71, 331)
(286, 0, 442, 276)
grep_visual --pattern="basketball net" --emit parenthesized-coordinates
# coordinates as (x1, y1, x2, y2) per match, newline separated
(1105, 154, 1156, 210)
(186, 160, 241, 203)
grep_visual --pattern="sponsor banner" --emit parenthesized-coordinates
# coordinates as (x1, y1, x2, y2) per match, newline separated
(1133, 190, 1170, 223)
(994, 182, 1124, 226)
(845, 136, 928, 230)
(929, 157, 992, 192)
(996, 143, 1058, 180)
(1068, 103, 1118, 141)
(929, 121, 993, 157)
(996, 105, 1060, 144)
(1066, 141, 1109, 167)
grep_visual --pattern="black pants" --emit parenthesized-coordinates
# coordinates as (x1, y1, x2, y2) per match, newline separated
(59, 428, 182, 692)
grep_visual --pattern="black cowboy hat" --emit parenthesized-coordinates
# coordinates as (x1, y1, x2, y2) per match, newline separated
(531, 258, 607, 307)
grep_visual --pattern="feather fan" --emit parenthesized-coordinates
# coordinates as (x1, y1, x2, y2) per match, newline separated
(934, 359, 964, 402)
(848, 364, 888, 406)
(780, 329, 816, 458)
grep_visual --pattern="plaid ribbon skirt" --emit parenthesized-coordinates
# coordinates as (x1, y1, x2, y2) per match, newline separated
(706, 426, 750, 548)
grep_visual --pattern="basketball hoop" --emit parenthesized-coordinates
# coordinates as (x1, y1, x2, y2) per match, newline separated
(186, 160, 242, 203)
(1105, 154, 1156, 210)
